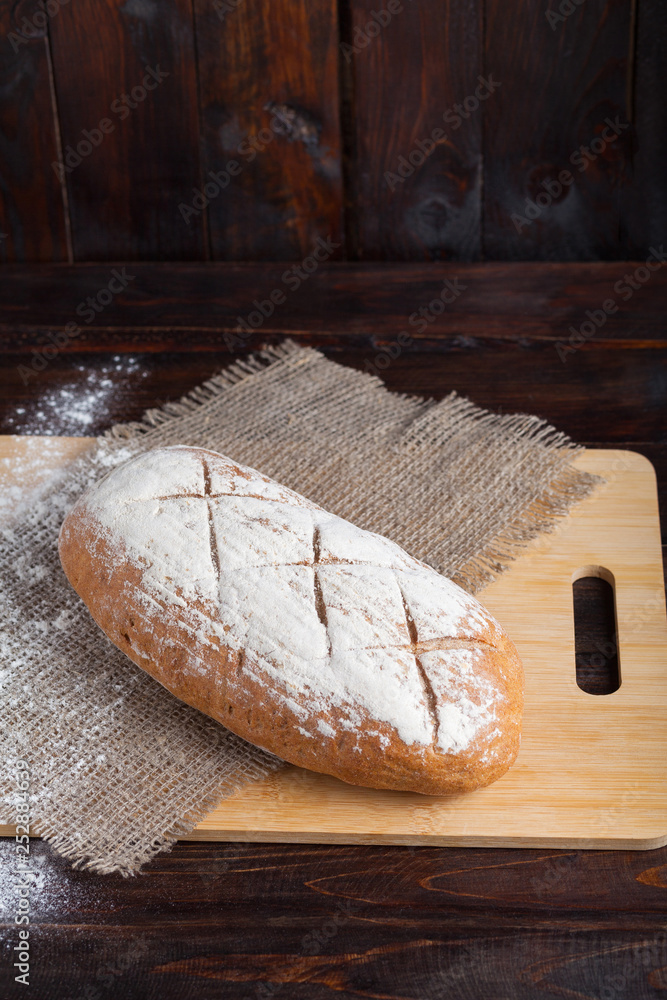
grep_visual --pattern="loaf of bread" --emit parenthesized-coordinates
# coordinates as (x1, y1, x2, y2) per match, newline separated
(59, 446, 524, 795)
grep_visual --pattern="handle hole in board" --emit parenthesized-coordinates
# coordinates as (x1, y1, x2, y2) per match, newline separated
(572, 566, 620, 695)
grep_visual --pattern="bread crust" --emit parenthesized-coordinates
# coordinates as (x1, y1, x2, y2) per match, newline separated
(58, 447, 524, 795)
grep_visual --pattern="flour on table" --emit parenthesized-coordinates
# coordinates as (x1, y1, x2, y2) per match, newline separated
(0, 437, 72, 523)
(4, 357, 148, 436)
(0, 841, 102, 920)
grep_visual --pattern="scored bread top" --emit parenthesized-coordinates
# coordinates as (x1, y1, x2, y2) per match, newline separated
(59, 446, 523, 792)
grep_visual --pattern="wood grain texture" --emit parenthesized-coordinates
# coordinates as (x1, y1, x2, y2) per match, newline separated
(0, 349, 663, 457)
(3, 443, 665, 848)
(1, 348, 666, 446)
(0, 348, 667, 464)
(1, 259, 665, 445)
(0, 0, 665, 267)
(483, 0, 634, 260)
(347, 0, 482, 260)
(1, 261, 666, 343)
(47, 0, 205, 261)
(0, 273, 666, 1000)
(0, 2, 69, 262)
(620, 0, 667, 256)
(193, 0, 343, 261)
(0, 838, 666, 999)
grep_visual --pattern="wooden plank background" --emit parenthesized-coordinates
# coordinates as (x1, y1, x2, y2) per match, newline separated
(47, 0, 205, 261)
(0, 0, 70, 262)
(483, 0, 634, 261)
(345, 0, 482, 260)
(194, 0, 344, 261)
(0, 0, 664, 263)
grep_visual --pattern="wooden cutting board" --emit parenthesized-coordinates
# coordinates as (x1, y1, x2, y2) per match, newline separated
(1, 437, 666, 849)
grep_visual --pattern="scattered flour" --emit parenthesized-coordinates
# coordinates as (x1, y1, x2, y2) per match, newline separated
(0, 840, 104, 920)
(0, 437, 74, 523)
(4, 357, 148, 436)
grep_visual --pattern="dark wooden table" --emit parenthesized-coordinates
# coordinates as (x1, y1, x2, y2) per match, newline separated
(1, 262, 666, 1000)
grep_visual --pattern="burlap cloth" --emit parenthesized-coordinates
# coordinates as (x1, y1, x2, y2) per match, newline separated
(0, 340, 604, 875)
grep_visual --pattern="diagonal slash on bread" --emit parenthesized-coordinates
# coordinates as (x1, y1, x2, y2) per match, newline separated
(59, 446, 524, 795)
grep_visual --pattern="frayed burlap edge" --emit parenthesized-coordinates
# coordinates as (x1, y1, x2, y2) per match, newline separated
(105, 338, 605, 596)
(1, 338, 605, 876)
(31, 749, 278, 876)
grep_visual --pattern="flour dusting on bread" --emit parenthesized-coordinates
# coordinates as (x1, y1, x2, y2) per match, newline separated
(59, 446, 524, 794)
